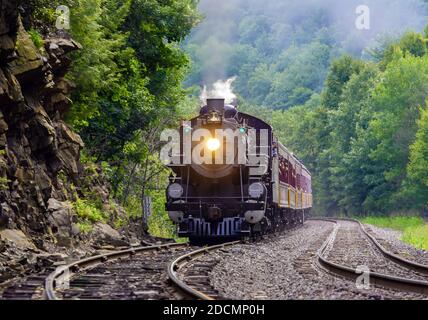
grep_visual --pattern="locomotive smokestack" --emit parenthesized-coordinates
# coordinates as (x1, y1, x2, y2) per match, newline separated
(206, 98, 225, 113)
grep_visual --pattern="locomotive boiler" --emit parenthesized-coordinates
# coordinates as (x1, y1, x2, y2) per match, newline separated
(164, 98, 312, 242)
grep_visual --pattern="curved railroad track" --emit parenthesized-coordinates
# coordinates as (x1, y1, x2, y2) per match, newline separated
(312, 218, 428, 295)
(44, 240, 241, 300)
(45, 242, 190, 300)
(168, 241, 240, 300)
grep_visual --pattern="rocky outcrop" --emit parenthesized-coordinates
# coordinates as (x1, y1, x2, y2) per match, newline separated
(0, 1, 101, 249)
(92, 223, 129, 247)
(46, 198, 77, 247)
(0, 3, 161, 290)
(0, 229, 37, 250)
(8, 21, 43, 79)
(0, 0, 19, 63)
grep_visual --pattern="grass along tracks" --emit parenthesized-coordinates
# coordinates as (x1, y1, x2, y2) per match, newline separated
(361, 216, 428, 250)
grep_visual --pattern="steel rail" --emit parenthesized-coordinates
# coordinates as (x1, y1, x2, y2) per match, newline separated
(168, 241, 241, 300)
(45, 242, 189, 300)
(355, 219, 428, 275)
(310, 218, 428, 295)
(316, 217, 428, 274)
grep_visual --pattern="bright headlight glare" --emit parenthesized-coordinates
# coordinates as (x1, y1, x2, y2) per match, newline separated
(249, 182, 265, 199)
(207, 138, 221, 151)
(168, 183, 183, 199)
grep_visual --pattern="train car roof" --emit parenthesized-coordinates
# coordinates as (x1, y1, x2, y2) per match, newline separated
(237, 111, 273, 130)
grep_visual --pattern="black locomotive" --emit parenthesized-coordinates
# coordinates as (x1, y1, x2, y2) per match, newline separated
(164, 98, 312, 243)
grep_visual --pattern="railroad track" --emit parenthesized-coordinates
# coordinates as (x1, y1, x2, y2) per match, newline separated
(45, 242, 190, 300)
(44, 240, 240, 300)
(1, 272, 54, 300)
(311, 218, 428, 295)
(168, 241, 240, 300)
(6, 218, 428, 300)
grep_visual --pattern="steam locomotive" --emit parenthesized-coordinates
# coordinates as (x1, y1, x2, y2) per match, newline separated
(164, 98, 312, 242)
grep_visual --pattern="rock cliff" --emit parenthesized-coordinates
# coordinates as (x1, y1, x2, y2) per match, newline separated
(0, 1, 131, 252)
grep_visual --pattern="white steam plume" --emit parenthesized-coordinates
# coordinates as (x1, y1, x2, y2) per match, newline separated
(200, 76, 237, 105)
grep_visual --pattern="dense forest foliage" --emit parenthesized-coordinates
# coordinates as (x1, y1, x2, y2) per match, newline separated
(184, 0, 428, 108)
(240, 44, 428, 217)
(24, 0, 201, 236)
(184, 0, 428, 217)
(25, 0, 428, 238)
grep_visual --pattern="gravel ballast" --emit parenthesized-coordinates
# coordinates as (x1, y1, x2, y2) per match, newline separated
(364, 224, 428, 266)
(207, 220, 428, 300)
(326, 220, 428, 282)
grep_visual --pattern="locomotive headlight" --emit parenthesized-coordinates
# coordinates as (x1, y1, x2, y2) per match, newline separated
(167, 183, 183, 199)
(248, 182, 265, 199)
(207, 138, 221, 151)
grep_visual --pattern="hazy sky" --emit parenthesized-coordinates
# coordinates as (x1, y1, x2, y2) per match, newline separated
(188, 0, 428, 86)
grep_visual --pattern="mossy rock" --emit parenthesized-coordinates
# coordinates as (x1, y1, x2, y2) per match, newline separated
(8, 19, 43, 77)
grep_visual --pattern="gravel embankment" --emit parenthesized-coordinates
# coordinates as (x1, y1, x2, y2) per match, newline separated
(364, 224, 428, 266)
(207, 220, 427, 300)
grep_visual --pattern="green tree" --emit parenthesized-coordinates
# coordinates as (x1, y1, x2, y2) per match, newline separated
(66, 0, 132, 127)
(380, 31, 428, 69)
(321, 56, 365, 110)
(329, 64, 379, 215)
(264, 42, 332, 109)
(308, 56, 366, 215)
(405, 105, 428, 212)
(367, 55, 428, 211)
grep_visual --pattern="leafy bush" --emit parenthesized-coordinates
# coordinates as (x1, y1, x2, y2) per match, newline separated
(77, 221, 93, 234)
(146, 190, 177, 239)
(114, 217, 125, 229)
(28, 29, 44, 49)
(73, 198, 107, 223)
(33, 7, 58, 25)
(0, 177, 10, 191)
